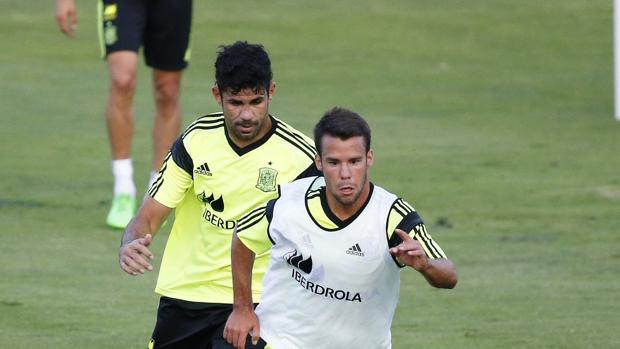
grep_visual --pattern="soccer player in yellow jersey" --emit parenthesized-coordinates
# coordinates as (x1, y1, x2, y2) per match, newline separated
(118, 41, 319, 348)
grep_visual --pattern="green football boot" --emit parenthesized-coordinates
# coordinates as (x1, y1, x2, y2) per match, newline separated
(106, 194, 136, 229)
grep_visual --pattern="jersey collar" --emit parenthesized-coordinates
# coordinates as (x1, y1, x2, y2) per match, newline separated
(224, 115, 277, 156)
(305, 176, 375, 231)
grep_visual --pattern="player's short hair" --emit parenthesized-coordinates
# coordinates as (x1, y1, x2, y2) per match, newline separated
(314, 107, 371, 156)
(214, 41, 273, 95)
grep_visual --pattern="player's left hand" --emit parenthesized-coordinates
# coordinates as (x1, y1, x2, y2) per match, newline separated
(389, 229, 429, 271)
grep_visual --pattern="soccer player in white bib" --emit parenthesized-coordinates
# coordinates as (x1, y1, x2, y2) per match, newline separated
(224, 107, 458, 349)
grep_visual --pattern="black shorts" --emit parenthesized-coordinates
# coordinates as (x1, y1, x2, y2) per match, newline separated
(98, 0, 192, 71)
(149, 297, 267, 349)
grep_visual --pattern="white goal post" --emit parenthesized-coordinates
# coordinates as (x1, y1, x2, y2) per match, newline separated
(615, 0, 620, 120)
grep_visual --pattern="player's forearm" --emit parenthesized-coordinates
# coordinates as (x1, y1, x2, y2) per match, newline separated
(419, 258, 458, 289)
(121, 215, 152, 246)
(231, 233, 256, 310)
(121, 197, 170, 246)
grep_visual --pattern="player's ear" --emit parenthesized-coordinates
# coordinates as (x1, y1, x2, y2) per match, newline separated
(267, 81, 276, 101)
(314, 153, 323, 171)
(366, 149, 374, 167)
(212, 85, 223, 106)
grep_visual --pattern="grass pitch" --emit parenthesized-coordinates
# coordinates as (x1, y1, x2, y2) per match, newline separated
(1, 1, 618, 348)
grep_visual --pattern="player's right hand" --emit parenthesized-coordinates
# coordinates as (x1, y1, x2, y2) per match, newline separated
(119, 234, 154, 276)
(224, 307, 261, 349)
(54, 0, 78, 37)
(389, 229, 429, 271)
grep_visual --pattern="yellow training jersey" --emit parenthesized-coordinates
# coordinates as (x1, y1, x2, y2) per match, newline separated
(148, 112, 318, 303)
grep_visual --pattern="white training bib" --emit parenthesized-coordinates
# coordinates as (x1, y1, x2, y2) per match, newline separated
(256, 177, 401, 349)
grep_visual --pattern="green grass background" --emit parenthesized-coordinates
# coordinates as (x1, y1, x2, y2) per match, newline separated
(1, 0, 619, 348)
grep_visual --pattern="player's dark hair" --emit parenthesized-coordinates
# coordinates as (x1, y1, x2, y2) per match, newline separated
(314, 107, 371, 155)
(214, 41, 273, 95)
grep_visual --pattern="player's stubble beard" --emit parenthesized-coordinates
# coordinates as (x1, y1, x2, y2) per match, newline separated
(219, 87, 272, 146)
(225, 109, 271, 146)
(331, 171, 369, 208)
(230, 119, 261, 142)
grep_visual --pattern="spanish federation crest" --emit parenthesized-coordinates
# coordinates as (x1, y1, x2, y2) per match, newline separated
(104, 22, 118, 45)
(256, 167, 278, 192)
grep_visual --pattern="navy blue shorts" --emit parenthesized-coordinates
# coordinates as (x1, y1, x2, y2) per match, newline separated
(98, 0, 192, 71)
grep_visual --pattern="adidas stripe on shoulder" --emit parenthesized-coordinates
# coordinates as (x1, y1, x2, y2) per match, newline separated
(182, 113, 225, 139)
(148, 152, 172, 197)
(273, 119, 316, 160)
(387, 198, 446, 261)
(236, 206, 267, 233)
